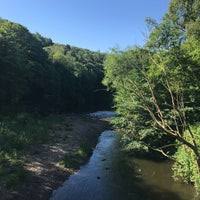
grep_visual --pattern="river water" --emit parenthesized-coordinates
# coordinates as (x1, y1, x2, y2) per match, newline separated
(50, 112, 196, 200)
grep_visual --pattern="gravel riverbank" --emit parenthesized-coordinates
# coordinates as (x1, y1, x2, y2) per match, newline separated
(1, 114, 109, 200)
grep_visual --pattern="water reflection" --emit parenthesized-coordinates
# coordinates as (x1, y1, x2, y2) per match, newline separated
(50, 131, 196, 200)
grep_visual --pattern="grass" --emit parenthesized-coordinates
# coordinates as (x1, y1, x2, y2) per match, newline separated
(0, 113, 64, 189)
(0, 155, 26, 189)
(60, 142, 92, 169)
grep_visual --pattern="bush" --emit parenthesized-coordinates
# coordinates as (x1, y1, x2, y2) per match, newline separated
(60, 142, 92, 169)
(172, 125, 200, 192)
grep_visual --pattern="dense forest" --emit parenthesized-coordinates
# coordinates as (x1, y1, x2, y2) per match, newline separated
(0, 18, 112, 191)
(103, 0, 200, 191)
(0, 18, 112, 114)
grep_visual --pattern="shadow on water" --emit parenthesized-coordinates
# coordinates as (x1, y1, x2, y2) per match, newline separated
(114, 155, 194, 200)
(50, 130, 196, 200)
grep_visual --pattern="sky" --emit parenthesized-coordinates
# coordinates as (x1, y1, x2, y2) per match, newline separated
(0, 0, 170, 52)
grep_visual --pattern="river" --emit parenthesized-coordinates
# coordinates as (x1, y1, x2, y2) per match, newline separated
(50, 112, 196, 200)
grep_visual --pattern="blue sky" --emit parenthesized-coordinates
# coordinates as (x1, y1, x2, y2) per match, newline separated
(0, 0, 170, 52)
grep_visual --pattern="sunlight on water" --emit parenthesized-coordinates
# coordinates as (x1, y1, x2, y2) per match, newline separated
(89, 111, 117, 118)
(50, 129, 196, 200)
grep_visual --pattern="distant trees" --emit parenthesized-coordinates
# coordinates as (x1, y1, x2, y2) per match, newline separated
(33, 33, 53, 47)
(0, 19, 112, 114)
(45, 44, 112, 111)
(103, 0, 200, 190)
(0, 19, 51, 112)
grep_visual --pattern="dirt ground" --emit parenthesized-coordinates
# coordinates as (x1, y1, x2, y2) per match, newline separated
(1, 114, 109, 200)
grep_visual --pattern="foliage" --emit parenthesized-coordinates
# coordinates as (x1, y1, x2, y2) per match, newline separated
(103, 0, 200, 191)
(0, 17, 113, 190)
(173, 125, 200, 191)
(60, 142, 92, 169)
(0, 154, 25, 189)
(45, 44, 112, 111)
(0, 18, 112, 114)
(0, 113, 51, 151)
(33, 32, 53, 47)
(0, 113, 57, 188)
(104, 48, 173, 154)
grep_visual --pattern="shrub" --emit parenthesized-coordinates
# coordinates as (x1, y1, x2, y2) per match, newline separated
(172, 125, 200, 191)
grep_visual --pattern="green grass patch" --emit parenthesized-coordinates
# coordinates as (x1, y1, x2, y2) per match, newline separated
(0, 113, 64, 189)
(60, 142, 92, 169)
(0, 153, 26, 189)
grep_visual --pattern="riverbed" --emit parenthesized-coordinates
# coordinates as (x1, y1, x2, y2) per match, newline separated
(50, 124, 196, 200)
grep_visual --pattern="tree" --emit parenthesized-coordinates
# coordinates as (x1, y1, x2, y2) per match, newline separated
(0, 18, 112, 114)
(103, 0, 200, 191)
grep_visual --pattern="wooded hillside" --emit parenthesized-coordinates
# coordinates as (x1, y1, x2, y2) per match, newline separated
(0, 18, 112, 114)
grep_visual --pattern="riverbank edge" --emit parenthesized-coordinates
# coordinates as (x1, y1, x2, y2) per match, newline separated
(1, 114, 110, 200)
